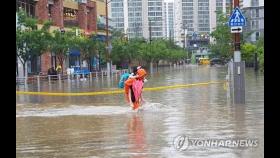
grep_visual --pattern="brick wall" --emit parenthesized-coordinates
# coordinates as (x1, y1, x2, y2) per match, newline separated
(87, 1, 97, 32)
(77, 3, 87, 30)
(35, 0, 49, 22)
(51, 0, 64, 27)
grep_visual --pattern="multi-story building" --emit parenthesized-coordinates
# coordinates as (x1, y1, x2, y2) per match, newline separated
(180, 0, 226, 35)
(148, 0, 164, 38)
(107, 0, 233, 47)
(128, 0, 143, 38)
(174, 0, 183, 46)
(109, 0, 125, 32)
(163, 0, 174, 40)
(109, 0, 165, 40)
(16, 0, 105, 75)
(225, 0, 232, 16)
(173, 0, 226, 47)
(242, 0, 264, 43)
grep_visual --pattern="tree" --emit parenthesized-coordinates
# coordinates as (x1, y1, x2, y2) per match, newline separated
(111, 37, 144, 70)
(16, 9, 52, 76)
(210, 11, 233, 60)
(50, 30, 74, 73)
(94, 39, 106, 70)
(110, 36, 187, 70)
(75, 36, 97, 71)
(256, 35, 264, 71)
(111, 38, 127, 67)
(241, 43, 257, 66)
(166, 49, 186, 64)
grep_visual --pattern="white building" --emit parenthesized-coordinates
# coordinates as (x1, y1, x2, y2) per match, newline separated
(109, 0, 165, 40)
(242, 0, 264, 42)
(147, 0, 164, 38)
(163, 0, 175, 40)
(174, 0, 183, 46)
(173, 0, 226, 46)
(109, 0, 231, 47)
(109, 0, 125, 32)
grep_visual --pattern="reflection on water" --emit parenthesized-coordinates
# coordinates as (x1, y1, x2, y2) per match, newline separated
(127, 114, 147, 158)
(16, 66, 263, 157)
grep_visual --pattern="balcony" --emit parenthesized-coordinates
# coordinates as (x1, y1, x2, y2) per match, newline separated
(63, 0, 78, 10)
(63, 7, 78, 27)
(64, 19, 79, 27)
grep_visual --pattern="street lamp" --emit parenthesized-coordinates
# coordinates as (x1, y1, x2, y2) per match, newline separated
(105, 0, 112, 76)
(192, 44, 197, 64)
(184, 27, 188, 60)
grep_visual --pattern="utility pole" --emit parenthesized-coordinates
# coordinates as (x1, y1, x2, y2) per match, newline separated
(182, 24, 188, 60)
(105, 0, 111, 76)
(184, 27, 188, 59)
(229, 0, 245, 104)
(149, 19, 153, 73)
(169, 29, 172, 44)
(234, 0, 241, 52)
(149, 19, 152, 44)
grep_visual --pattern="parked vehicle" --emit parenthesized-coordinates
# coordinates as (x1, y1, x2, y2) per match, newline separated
(198, 58, 210, 65)
(210, 58, 225, 66)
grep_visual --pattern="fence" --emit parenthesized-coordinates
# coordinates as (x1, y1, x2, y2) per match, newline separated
(16, 69, 129, 86)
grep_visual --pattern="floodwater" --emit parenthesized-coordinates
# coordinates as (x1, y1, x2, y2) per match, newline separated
(16, 65, 264, 158)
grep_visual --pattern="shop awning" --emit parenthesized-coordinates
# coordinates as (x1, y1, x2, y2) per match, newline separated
(69, 49, 80, 56)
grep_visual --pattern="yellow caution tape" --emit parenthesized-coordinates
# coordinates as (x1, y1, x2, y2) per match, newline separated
(16, 81, 226, 96)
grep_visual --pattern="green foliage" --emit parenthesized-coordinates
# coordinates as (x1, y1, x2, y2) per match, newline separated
(210, 12, 233, 60)
(111, 37, 187, 67)
(256, 35, 264, 71)
(16, 10, 52, 76)
(241, 43, 257, 63)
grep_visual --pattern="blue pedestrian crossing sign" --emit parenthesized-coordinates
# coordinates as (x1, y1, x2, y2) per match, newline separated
(228, 7, 246, 27)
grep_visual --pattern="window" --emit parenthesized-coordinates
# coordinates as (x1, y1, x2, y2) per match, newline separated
(255, 32, 260, 40)
(156, 2, 161, 6)
(156, 12, 162, 16)
(111, 3, 123, 7)
(185, 3, 193, 6)
(199, 28, 209, 32)
(251, 0, 259, 7)
(16, 0, 35, 17)
(251, 9, 259, 18)
(149, 7, 155, 11)
(251, 20, 259, 29)
(148, 12, 156, 16)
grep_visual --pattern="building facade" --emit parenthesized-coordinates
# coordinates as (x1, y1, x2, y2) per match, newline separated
(173, 0, 226, 47)
(242, 0, 264, 43)
(16, 0, 104, 75)
(109, 0, 165, 40)
(163, 0, 174, 40)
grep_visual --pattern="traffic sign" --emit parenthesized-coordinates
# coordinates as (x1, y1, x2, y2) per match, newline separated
(228, 7, 246, 27)
(231, 26, 242, 33)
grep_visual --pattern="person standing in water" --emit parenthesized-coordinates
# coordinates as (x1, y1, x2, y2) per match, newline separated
(124, 66, 147, 111)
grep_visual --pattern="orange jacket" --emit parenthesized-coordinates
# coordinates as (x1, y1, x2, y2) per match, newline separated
(124, 68, 147, 110)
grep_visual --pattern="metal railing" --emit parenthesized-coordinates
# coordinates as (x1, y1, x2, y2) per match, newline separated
(16, 69, 129, 86)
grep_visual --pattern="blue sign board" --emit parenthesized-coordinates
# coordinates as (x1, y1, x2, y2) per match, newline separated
(228, 7, 246, 27)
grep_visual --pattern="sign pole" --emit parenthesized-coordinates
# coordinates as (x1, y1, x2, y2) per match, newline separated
(228, 0, 245, 104)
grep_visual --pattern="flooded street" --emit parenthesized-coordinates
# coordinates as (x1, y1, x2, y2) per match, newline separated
(16, 66, 264, 158)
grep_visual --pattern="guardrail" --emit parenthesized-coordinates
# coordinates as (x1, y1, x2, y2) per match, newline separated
(16, 69, 129, 86)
